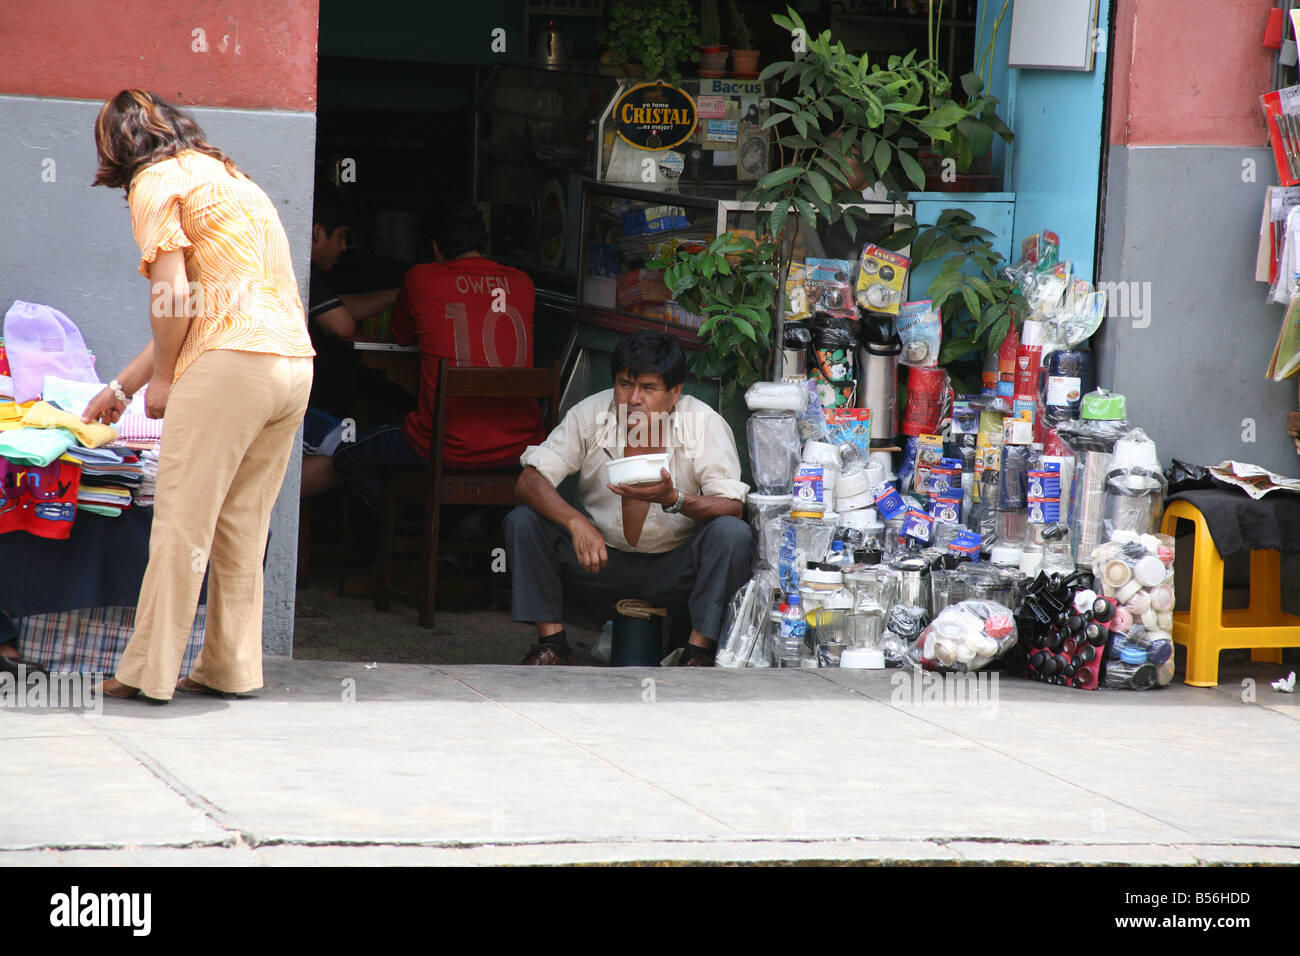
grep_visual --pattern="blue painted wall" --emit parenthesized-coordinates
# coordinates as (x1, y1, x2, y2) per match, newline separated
(1005, 0, 1110, 280)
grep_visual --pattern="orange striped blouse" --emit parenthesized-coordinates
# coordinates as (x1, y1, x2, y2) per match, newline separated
(129, 150, 315, 381)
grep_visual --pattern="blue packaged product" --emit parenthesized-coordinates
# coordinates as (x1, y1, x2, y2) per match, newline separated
(900, 507, 934, 544)
(927, 457, 963, 497)
(930, 495, 963, 525)
(897, 435, 918, 494)
(872, 481, 908, 520)
(793, 467, 827, 507)
(948, 528, 982, 561)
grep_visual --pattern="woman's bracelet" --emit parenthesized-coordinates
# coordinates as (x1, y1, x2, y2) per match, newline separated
(109, 379, 130, 405)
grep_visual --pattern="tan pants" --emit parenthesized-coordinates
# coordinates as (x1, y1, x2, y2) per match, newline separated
(116, 350, 312, 700)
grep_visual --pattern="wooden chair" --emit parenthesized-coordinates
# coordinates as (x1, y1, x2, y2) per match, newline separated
(375, 359, 561, 627)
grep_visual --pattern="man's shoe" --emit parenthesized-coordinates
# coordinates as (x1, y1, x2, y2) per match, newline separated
(0, 650, 43, 676)
(521, 642, 576, 665)
(679, 645, 716, 667)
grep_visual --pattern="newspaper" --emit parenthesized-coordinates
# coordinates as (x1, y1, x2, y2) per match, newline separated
(1209, 460, 1300, 498)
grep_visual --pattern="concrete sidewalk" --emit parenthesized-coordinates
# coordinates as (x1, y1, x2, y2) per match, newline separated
(3, 656, 1299, 866)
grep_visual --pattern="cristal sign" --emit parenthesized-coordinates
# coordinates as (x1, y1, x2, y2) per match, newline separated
(614, 82, 698, 151)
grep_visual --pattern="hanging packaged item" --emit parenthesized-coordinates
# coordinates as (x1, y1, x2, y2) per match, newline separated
(897, 299, 941, 368)
(854, 244, 909, 315)
(785, 261, 811, 322)
(911, 433, 945, 499)
(826, 407, 872, 461)
(1016, 231, 1060, 274)
(806, 259, 858, 320)
(3, 301, 98, 403)
(1027, 461, 1063, 524)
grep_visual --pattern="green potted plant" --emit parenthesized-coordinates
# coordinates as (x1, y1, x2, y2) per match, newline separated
(924, 0, 1015, 190)
(747, 6, 966, 375)
(698, 0, 728, 78)
(601, 0, 700, 82)
(647, 232, 780, 406)
(880, 207, 1027, 393)
(729, 0, 759, 77)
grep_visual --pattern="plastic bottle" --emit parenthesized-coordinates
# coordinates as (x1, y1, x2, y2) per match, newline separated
(778, 596, 809, 667)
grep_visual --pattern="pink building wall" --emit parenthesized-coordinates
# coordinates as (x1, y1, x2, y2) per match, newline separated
(1110, 0, 1275, 147)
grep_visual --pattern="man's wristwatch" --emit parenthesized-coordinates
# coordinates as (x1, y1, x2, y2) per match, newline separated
(661, 489, 686, 514)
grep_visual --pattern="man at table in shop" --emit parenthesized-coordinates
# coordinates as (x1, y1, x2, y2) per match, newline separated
(505, 331, 752, 667)
(311, 203, 544, 507)
(299, 187, 404, 495)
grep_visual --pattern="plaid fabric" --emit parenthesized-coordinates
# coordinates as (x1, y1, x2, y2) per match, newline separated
(15, 604, 205, 674)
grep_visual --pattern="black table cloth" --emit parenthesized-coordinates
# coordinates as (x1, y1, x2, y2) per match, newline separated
(1166, 487, 1300, 558)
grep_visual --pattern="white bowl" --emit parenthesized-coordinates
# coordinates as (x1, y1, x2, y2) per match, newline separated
(605, 453, 670, 486)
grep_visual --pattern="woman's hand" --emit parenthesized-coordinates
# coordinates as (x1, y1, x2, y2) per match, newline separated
(82, 387, 126, 426)
(144, 376, 171, 419)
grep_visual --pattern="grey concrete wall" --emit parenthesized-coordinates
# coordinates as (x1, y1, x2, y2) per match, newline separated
(0, 94, 316, 655)
(1098, 145, 1298, 476)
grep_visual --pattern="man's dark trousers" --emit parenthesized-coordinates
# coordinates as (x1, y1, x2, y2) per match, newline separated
(503, 505, 753, 640)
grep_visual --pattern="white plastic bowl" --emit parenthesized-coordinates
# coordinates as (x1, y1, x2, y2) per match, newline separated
(605, 453, 670, 486)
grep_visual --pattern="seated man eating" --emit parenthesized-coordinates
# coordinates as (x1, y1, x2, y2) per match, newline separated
(506, 330, 752, 667)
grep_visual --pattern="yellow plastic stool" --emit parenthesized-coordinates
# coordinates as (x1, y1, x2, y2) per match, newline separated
(1160, 500, 1300, 687)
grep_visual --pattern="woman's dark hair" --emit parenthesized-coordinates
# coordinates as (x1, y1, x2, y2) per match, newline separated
(611, 331, 687, 389)
(92, 89, 239, 194)
(430, 204, 489, 260)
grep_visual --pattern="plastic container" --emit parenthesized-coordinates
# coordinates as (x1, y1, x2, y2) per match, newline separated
(745, 381, 807, 412)
(840, 647, 886, 669)
(605, 453, 670, 486)
(747, 412, 801, 495)
(748, 494, 792, 571)
(777, 597, 809, 668)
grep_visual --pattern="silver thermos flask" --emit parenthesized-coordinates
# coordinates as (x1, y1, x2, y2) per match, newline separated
(857, 311, 901, 445)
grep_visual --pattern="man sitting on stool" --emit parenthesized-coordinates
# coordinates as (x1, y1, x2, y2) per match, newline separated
(506, 331, 752, 667)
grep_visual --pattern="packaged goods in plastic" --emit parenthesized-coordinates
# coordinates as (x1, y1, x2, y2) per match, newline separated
(748, 494, 792, 571)
(747, 411, 800, 495)
(908, 600, 1018, 672)
(1102, 428, 1167, 539)
(744, 381, 807, 412)
(1091, 531, 1176, 687)
(716, 571, 779, 668)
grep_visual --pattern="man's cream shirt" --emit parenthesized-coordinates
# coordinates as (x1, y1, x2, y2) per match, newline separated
(520, 389, 749, 554)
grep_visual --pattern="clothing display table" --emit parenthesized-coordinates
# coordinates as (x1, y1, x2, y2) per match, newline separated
(0, 508, 206, 672)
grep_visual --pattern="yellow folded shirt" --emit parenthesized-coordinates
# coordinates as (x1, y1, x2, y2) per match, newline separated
(21, 401, 117, 448)
(0, 400, 37, 431)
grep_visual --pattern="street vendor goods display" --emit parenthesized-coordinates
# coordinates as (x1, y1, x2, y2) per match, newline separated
(716, 229, 1181, 691)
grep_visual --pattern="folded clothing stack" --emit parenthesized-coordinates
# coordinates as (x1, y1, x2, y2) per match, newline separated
(135, 448, 159, 508)
(61, 444, 143, 517)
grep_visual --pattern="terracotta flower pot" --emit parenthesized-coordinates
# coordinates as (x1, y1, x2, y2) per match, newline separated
(698, 45, 729, 78)
(730, 49, 759, 77)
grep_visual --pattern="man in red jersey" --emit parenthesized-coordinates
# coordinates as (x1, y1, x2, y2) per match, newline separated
(326, 205, 544, 507)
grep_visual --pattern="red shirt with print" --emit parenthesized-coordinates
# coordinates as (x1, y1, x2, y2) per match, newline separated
(391, 256, 544, 468)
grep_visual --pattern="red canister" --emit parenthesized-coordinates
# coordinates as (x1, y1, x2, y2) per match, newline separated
(902, 365, 950, 437)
